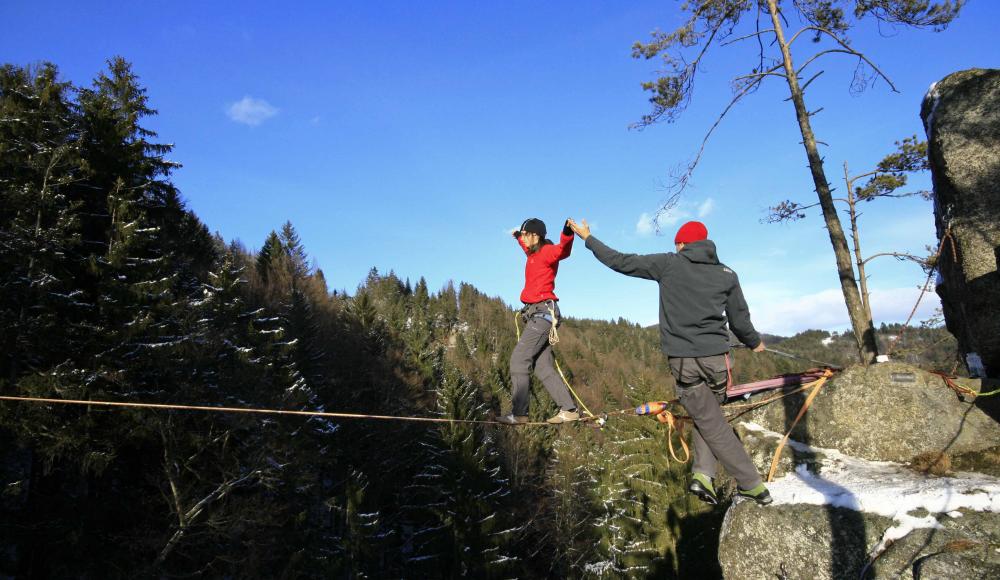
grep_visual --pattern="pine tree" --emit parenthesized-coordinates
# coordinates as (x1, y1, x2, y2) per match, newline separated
(546, 434, 602, 576)
(280, 220, 310, 282)
(0, 58, 221, 577)
(403, 358, 519, 578)
(256, 230, 283, 283)
(0, 63, 82, 384)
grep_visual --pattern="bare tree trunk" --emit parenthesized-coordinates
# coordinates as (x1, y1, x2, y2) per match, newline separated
(843, 163, 876, 330)
(766, 0, 879, 364)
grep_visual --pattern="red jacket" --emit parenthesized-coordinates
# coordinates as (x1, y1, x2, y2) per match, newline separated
(517, 231, 574, 304)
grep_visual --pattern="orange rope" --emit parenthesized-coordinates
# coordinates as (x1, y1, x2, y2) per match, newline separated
(888, 228, 955, 357)
(928, 371, 1000, 398)
(655, 409, 691, 463)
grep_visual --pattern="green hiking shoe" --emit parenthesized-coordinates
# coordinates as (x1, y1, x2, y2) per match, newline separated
(737, 483, 773, 505)
(688, 472, 718, 505)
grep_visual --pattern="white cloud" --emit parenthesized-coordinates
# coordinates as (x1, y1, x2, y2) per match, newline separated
(226, 96, 278, 126)
(748, 285, 941, 337)
(658, 207, 690, 227)
(869, 285, 941, 326)
(697, 197, 716, 218)
(636, 212, 655, 236)
(641, 197, 713, 232)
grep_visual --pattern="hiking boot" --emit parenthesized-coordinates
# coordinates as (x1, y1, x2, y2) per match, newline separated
(546, 410, 580, 424)
(688, 473, 718, 505)
(497, 414, 529, 425)
(737, 483, 773, 505)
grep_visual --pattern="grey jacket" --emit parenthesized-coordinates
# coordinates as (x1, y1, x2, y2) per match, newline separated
(584, 236, 761, 357)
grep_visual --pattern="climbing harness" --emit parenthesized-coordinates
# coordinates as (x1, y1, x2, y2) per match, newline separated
(516, 300, 561, 346)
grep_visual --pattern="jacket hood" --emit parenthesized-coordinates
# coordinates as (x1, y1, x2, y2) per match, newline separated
(679, 239, 719, 264)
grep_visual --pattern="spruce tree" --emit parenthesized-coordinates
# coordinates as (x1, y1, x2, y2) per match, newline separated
(0, 63, 82, 384)
(403, 358, 518, 578)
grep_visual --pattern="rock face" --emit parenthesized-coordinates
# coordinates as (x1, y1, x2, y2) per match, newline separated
(921, 68, 1000, 378)
(720, 501, 1000, 580)
(730, 362, 1000, 467)
(716, 362, 1000, 579)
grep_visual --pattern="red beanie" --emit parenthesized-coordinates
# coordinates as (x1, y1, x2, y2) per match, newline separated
(674, 221, 708, 244)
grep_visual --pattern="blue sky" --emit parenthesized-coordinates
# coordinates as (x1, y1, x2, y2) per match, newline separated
(4, 1, 998, 335)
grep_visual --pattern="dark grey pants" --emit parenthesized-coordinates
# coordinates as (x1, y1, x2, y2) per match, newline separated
(509, 302, 576, 416)
(668, 354, 763, 490)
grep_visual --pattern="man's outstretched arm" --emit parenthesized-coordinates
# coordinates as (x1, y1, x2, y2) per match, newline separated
(725, 278, 763, 351)
(568, 218, 664, 281)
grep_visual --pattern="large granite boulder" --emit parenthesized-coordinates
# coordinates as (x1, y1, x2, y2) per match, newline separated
(718, 424, 1000, 579)
(716, 360, 1000, 579)
(720, 501, 1000, 579)
(730, 362, 1000, 468)
(921, 69, 1000, 378)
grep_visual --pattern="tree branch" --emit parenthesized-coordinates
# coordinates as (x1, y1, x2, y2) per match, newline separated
(734, 63, 786, 83)
(862, 252, 928, 267)
(791, 26, 898, 92)
(799, 70, 825, 93)
(721, 28, 777, 46)
(796, 49, 858, 75)
(155, 469, 264, 566)
(657, 74, 767, 215)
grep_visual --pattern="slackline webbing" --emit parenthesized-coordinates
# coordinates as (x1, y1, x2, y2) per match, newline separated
(0, 395, 553, 426)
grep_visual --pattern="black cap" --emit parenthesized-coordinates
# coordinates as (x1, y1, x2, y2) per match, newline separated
(520, 218, 546, 237)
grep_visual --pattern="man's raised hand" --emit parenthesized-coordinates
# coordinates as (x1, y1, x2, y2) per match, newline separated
(567, 218, 591, 240)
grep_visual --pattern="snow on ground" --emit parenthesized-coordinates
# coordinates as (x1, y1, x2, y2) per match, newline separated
(742, 422, 1000, 551)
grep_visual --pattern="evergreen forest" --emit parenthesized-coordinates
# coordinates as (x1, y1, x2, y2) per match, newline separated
(0, 60, 960, 578)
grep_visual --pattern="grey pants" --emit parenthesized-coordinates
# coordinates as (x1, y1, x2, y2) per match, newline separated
(509, 302, 576, 416)
(669, 354, 763, 490)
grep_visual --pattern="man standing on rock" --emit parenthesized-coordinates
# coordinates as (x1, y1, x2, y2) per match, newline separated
(568, 218, 772, 505)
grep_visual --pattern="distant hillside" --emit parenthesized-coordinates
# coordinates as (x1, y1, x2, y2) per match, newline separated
(756, 325, 961, 374)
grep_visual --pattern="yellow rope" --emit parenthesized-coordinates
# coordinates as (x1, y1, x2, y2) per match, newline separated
(554, 359, 597, 419)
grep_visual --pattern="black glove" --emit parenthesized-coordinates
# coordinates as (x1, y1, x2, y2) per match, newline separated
(563, 219, 573, 236)
(512, 229, 521, 239)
